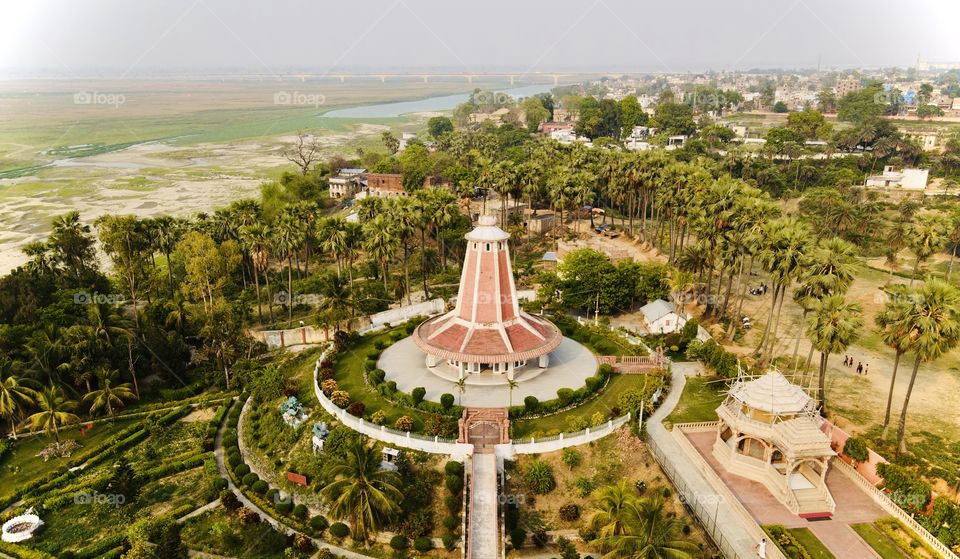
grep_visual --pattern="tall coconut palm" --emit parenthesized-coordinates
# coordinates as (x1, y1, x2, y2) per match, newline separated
(806, 294, 863, 411)
(0, 359, 38, 440)
(152, 215, 183, 298)
(27, 386, 80, 442)
(83, 370, 137, 417)
(875, 289, 914, 439)
(894, 280, 960, 455)
(239, 222, 268, 323)
(595, 497, 699, 559)
(320, 438, 403, 542)
(363, 214, 399, 294)
(758, 218, 812, 364)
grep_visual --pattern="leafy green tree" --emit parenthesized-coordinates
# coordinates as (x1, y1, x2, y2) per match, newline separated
(651, 102, 695, 136)
(907, 216, 948, 286)
(521, 97, 550, 132)
(96, 215, 151, 328)
(772, 101, 788, 113)
(786, 110, 832, 140)
(838, 82, 886, 123)
(618, 96, 648, 138)
(381, 131, 400, 154)
(816, 89, 838, 113)
(427, 116, 453, 138)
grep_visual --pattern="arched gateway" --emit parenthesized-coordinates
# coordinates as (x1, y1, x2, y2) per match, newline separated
(412, 215, 562, 380)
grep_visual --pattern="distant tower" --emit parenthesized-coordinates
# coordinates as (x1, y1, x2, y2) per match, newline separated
(412, 215, 562, 380)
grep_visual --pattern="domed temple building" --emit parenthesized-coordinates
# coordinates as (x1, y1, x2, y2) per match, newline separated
(713, 371, 837, 518)
(412, 215, 562, 380)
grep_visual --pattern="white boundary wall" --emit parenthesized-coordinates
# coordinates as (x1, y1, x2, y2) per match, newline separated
(508, 413, 631, 454)
(313, 346, 473, 459)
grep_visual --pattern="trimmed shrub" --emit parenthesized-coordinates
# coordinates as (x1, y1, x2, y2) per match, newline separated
(211, 477, 228, 492)
(346, 402, 365, 417)
(443, 515, 459, 531)
(293, 504, 308, 519)
(370, 410, 386, 425)
(232, 462, 250, 477)
(413, 537, 433, 552)
(321, 379, 337, 396)
(524, 460, 556, 494)
(556, 388, 574, 405)
(369, 369, 386, 385)
(330, 390, 350, 408)
(329, 522, 350, 539)
(842, 437, 869, 464)
(241, 472, 259, 486)
(220, 489, 240, 511)
(412, 386, 426, 405)
(390, 535, 409, 550)
(394, 415, 414, 432)
(523, 395, 539, 411)
(309, 515, 328, 532)
(251, 480, 269, 494)
(265, 488, 279, 503)
(559, 503, 580, 521)
(275, 500, 293, 515)
(440, 393, 455, 410)
(446, 475, 464, 494)
(385, 381, 397, 394)
(444, 494, 462, 513)
(445, 461, 464, 477)
(442, 533, 457, 551)
(598, 363, 614, 377)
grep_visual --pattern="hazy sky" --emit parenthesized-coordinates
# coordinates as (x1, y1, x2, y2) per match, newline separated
(2, 0, 958, 75)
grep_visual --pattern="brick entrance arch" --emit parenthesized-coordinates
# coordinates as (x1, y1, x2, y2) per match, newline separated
(458, 408, 509, 453)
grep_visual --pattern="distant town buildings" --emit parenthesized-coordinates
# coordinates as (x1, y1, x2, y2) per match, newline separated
(835, 77, 862, 98)
(328, 167, 366, 199)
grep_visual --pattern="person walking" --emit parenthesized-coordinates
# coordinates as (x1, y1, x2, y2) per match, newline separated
(864, 363, 869, 375)
(755, 537, 767, 558)
(856, 362, 863, 375)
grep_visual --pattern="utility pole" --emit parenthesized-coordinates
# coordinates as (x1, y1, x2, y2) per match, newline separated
(594, 291, 600, 326)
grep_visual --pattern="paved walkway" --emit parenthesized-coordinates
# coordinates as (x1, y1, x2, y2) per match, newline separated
(177, 499, 221, 522)
(379, 336, 597, 407)
(686, 430, 886, 558)
(646, 362, 780, 559)
(211, 399, 372, 559)
(468, 453, 499, 559)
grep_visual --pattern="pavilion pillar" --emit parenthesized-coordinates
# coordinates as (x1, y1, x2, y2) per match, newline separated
(538, 354, 549, 368)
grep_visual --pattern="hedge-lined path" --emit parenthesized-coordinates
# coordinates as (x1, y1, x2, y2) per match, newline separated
(177, 499, 221, 522)
(212, 398, 373, 559)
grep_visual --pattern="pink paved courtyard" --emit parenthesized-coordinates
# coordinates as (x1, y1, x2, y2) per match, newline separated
(686, 430, 889, 559)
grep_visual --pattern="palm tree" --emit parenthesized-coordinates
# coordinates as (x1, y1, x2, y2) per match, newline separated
(595, 497, 699, 559)
(806, 295, 863, 411)
(27, 386, 80, 442)
(455, 377, 466, 406)
(320, 438, 403, 542)
(152, 215, 183, 298)
(83, 371, 137, 417)
(895, 280, 960, 455)
(363, 214, 399, 293)
(506, 378, 518, 409)
(273, 215, 301, 326)
(240, 222, 269, 323)
(0, 359, 38, 439)
(875, 289, 914, 439)
(758, 218, 812, 364)
(907, 216, 947, 286)
(587, 481, 636, 540)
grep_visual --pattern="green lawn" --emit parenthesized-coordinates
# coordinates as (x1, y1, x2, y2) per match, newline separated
(331, 328, 440, 432)
(788, 527, 836, 559)
(665, 376, 727, 424)
(1, 418, 138, 501)
(511, 374, 653, 438)
(852, 523, 909, 559)
(182, 508, 289, 559)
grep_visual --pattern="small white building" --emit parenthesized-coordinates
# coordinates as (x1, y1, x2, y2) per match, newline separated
(865, 166, 929, 190)
(328, 168, 366, 199)
(639, 299, 687, 334)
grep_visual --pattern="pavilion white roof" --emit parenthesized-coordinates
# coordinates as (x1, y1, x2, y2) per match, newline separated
(729, 371, 814, 415)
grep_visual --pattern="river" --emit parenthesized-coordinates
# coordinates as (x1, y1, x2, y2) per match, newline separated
(320, 83, 556, 118)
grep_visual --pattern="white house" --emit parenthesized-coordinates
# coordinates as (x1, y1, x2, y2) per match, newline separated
(865, 166, 929, 190)
(639, 299, 687, 334)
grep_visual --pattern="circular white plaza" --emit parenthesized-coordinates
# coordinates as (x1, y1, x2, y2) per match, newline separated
(378, 336, 598, 408)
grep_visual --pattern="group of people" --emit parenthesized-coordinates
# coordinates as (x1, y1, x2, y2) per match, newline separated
(843, 355, 869, 375)
(749, 283, 769, 296)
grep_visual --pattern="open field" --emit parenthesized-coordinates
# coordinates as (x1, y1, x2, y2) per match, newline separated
(0, 77, 529, 273)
